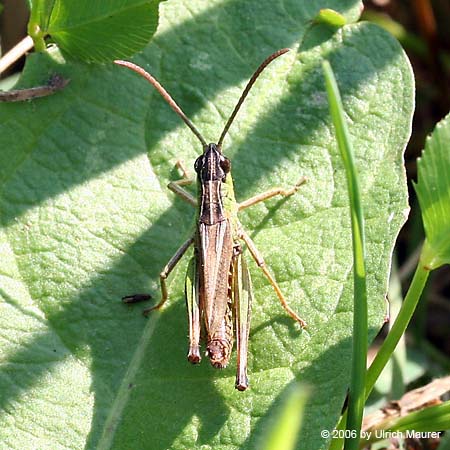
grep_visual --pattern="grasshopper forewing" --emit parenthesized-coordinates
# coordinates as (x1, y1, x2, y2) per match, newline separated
(116, 49, 307, 391)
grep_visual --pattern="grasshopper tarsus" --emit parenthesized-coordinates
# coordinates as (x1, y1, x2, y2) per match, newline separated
(142, 303, 164, 316)
(122, 293, 152, 304)
(275, 176, 308, 198)
(175, 160, 191, 180)
(142, 307, 153, 317)
(292, 176, 308, 192)
(235, 378, 249, 391)
(284, 305, 308, 329)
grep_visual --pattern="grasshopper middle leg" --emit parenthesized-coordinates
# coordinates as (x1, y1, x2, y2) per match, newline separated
(123, 162, 196, 313)
(141, 236, 195, 316)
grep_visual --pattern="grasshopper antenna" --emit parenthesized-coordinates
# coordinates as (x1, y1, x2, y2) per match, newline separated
(217, 48, 290, 148)
(114, 60, 208, 148)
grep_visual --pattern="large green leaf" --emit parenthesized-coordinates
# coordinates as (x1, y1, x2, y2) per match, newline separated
(0, 0, 413, 449)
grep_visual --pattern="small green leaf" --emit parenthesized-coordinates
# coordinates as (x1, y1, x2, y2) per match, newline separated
(29, 0, 164, 62)
(414, 112, 450, 270)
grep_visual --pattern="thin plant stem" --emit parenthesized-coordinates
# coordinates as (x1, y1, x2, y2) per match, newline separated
(0, 36, 34, 75)
(365, 261, 430, 396)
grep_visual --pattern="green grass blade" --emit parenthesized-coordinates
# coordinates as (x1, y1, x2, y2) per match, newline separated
(323, 60, 368, 450)
(262, 384, 309, 450)
(389, 400, 450, 433)
(362, 401, 450, 446)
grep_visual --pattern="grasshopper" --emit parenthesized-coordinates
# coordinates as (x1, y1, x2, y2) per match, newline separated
(117, 48, 307, 390)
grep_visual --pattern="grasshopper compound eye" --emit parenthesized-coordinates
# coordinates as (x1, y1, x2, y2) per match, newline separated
(220, 156, 231, 174)
(194, 155, 204, 173)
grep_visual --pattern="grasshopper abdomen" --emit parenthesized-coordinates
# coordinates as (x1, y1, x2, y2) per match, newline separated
(205, 296, 234, 369)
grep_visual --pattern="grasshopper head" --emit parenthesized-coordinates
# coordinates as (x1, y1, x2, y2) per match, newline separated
(194, 143, 231, 182)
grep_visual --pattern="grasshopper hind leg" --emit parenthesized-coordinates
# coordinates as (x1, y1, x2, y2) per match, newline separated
(233, 248, 252, 391)
(185, 256, 202, 364)
(238, 229, 307, 329)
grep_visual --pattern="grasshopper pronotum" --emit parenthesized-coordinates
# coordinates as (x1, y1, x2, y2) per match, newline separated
(117, 49, 307, 390)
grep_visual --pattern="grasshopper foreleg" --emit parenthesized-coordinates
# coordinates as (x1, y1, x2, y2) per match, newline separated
(238, 177, 306, 211)
(167, 160, 197, 206)
(238, 229, 307, 328)
(141, 236, 195, 316)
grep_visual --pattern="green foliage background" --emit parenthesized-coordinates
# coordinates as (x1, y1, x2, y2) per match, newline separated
(0, 0, 414, 449)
